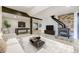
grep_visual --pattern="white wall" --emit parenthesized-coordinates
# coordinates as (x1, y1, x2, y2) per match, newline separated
(2, 15, 30, 34)
(32, 19, 42, 30)
(41, 16, 58, 35)
(33, 15, 58, 35)
(74, 12, 79, 39)
(78, 13, 79, 39)
(0, 6, 2, 39)
(33, 13, 58, 36)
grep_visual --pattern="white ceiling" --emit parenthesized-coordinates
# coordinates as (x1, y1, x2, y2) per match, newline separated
(33, 6, 79, 17)
(6, 6, 34, 12)
(4, 6, 79, 18)
(6, 6, 50, 15)
(6, 6, 48, 15)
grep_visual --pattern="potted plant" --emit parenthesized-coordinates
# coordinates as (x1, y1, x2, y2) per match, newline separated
(3, 20, 11, 33)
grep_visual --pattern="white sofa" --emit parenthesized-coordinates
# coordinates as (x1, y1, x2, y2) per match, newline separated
(6, 38, 24, 53)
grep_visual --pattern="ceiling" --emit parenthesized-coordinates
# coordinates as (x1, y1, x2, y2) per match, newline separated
(33, 6, 79, 17)
(6, 6, 34, 13)
(6, 6, 50, 16)
(4, 6, 79, 18)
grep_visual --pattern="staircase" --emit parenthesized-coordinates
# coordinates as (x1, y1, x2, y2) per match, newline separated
(51, 16, 70, 38)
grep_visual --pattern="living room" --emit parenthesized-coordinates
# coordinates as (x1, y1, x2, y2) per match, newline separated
(0, 6, 79, 53)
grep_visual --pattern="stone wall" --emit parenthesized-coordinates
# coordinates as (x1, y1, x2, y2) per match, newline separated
(58, 13, 74, 32)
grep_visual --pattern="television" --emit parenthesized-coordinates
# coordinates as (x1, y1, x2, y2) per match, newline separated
(46, 25, 54, 30)
(18, 21, 25, 27)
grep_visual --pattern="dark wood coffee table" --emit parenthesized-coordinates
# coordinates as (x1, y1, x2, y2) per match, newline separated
(30, 37, 45, 48)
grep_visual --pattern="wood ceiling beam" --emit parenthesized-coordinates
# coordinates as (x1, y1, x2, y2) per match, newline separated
(2, 6, 42, 20)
